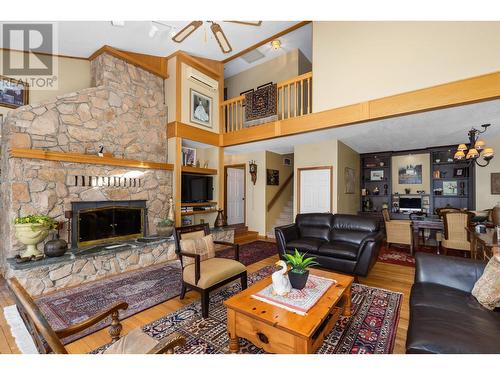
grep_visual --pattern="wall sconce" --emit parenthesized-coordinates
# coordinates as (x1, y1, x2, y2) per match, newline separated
(249, 160, 257, 185)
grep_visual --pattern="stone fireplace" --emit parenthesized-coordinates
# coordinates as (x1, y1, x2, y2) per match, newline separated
(71, 200, 147, 248)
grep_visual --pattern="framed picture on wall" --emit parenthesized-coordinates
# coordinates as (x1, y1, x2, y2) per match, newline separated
(266, 169, 279, 185)
(0, 75, 29, 109)
(345, 167, 355, 194)
(443, 181, 458, 196)
(370, 170, 384, 181)
(398, 164, 422, 184)
(190, 89, 212, 128)
(491, 173, 500, 194)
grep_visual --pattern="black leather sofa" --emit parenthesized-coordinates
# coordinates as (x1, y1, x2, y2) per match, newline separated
(275, 213, 383, 277)
(406, 253, 500, 354)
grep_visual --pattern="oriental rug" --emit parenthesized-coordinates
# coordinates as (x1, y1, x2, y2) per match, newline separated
(94, 265, 402, 354)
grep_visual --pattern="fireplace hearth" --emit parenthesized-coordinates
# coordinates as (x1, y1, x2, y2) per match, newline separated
(71, 200, 147, 248)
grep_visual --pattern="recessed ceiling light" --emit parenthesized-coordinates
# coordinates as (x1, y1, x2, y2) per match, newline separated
(270, 39, 281, 50)
(111, 21, 125, 27)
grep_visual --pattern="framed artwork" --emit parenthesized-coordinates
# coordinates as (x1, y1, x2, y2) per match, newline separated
(398, 164, 422, 184)
(190, 89, 212, 128)
(182, 147, 196, 166)
(266, 169, 279, 185)
(491, 173, 500, 194)
(443, 181, 458, 196)
(0, 75, 29, 109)
(453, 167, 468, 177)
(283, 157, 292, 166)
(345, 167, 355, 194)
(370, 170, 384, 181)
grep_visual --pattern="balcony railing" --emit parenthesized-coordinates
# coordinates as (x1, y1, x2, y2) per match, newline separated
(221, 72, 312, 133)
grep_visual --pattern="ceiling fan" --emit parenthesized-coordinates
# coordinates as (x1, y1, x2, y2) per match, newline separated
(172, 21, 262, 54)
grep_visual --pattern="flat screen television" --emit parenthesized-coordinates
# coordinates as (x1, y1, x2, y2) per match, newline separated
(182, 174, 213, 202)
(399, 197, 422, 212)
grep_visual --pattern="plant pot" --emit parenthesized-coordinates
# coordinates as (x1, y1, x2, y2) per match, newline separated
(157, 225, 173, 237)
(14, 223, 50, 258)
(288, 269, 309, 290)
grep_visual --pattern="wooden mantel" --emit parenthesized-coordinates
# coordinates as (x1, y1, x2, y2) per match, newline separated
(10, 148, 174, 171)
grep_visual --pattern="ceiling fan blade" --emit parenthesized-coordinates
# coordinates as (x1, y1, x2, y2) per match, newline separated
(210, 22, 233, 54)
(225, 21, 262, 26)
(172, 21, 203, 43)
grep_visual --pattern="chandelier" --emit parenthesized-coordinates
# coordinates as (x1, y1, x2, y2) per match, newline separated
(453, 124, 495, 167)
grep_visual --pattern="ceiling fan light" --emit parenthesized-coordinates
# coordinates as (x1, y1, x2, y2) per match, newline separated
(271, 39, 281, 50)
(111, 21, 125, 27)
(457, 143, 468, 151)
(474, 139, 485, 150)
(454, 150, 465, 160)
(148, 23, 160, 38)
(172, 21, 203, 43)
(210, 22, 232, 53)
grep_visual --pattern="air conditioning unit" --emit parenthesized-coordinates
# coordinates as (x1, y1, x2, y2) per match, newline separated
(186, 67, 218, 92)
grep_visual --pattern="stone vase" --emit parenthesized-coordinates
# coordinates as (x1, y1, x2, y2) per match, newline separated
(157, 225, 174, 237)
(14, 223, 50, 258)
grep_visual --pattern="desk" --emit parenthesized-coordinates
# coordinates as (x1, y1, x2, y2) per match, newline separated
(410, 219, 444, 256)
(466, 227, 498, 260)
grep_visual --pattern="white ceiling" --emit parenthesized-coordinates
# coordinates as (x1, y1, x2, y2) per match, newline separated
(224, 99, 500, 155)
(224, 23, 312, 78)
(0, 21, 300, 61)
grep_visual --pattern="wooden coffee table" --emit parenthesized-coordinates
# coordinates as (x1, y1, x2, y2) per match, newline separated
(224, 268, 353, 354)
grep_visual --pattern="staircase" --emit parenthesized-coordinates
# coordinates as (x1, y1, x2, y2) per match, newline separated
(227, 224, 259, 244)
(267, 199, 294, 238)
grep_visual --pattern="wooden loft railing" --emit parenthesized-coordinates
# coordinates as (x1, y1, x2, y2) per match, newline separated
(221, 72, 312, 133)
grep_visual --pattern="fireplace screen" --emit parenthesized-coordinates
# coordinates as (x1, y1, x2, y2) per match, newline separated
(72, 201, 147, 248)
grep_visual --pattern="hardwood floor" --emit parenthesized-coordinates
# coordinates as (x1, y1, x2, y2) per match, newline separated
(0, 249, 414, 354)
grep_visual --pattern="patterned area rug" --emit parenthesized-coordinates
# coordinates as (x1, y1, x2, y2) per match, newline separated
(36, 262, 183, 344)
(377, 243, 469, 267)
(94, 265, 402, 354)
(217, 240, 278, 265)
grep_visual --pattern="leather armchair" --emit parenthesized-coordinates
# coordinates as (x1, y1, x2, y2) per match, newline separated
(275, 213, 383, 277)
(406, 253, 500, 354)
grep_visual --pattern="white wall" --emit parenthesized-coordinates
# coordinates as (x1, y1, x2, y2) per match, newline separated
(313, 21, 500, 111)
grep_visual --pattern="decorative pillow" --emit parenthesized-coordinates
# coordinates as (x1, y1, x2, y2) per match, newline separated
(180, 234, 215, 266)
(472, 255, 500, 310)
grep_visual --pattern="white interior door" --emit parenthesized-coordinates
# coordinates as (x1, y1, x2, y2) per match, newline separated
(226, 167, 245, 225)
(299, 167, 332, 213)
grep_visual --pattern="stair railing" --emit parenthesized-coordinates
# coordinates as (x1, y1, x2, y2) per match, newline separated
(267, 172, 294, 212)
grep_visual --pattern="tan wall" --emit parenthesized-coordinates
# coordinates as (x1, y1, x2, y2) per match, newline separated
(337, 141, 360, 214)
(180, 63, 219, 133)
(476, 136, 500, 210)
(391, 153, 431, 194)
(165, 57, 177, 123)
(298, 49, 312, 75)
(224, 49, 304, 99)
(294, 139, 338, 217)
(0, 51, 91, 118)
(312, 21, 500, 111)
(224, 151, 267, 235)
(265, 152, 294, 234)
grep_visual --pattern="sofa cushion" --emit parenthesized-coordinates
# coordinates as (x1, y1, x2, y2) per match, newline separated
(407, 304, 500, 354)
(183, 257, 246, 288)
(180, 234, 215, 266)
(296, 213, 334, 241)
(472, 255, 500, 310)
(330, 214, 379, 245)
(318, 241, 359, 260)
(407, 283, 500, 354)
(286, 238, 325, 253)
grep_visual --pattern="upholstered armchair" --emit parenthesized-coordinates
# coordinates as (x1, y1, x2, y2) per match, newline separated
(441, 211, 475, 255)
(382, 209, 413, 252)
(7, 278, 186, 354)
(173, 223, 247, 318)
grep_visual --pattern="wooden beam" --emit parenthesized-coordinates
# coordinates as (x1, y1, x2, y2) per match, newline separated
(89, 45, 168, 78)
(167, 121, 220, 146)
(222, 21, 311, 64)
(221, 70, 500, 147)
(168, 51, 222, 80)
(174, 137, 182, 226)
(10, 149, 174, 170)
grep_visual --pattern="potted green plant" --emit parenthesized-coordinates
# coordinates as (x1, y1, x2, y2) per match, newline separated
(283, 249, 319, 290)
(14, 215, 58, 259)
(157, 218, 174, 237)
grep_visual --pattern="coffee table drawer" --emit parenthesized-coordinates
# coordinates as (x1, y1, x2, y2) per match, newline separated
(234, 312, 297, 353)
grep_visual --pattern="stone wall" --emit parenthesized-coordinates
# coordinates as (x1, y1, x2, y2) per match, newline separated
(0, 53, 170, 270)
